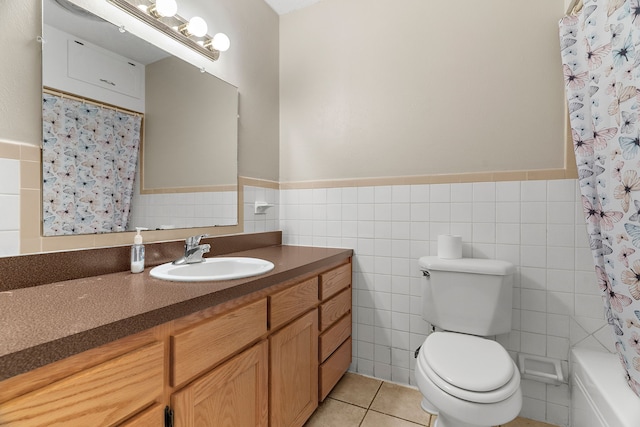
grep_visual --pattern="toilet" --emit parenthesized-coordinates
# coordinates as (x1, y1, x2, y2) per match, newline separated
(414, 256, 522, 427)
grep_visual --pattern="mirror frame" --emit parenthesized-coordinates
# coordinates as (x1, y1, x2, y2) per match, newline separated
(39, 0, 243, 250)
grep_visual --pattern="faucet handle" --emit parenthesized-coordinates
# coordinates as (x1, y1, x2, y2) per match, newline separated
(186, 233, 210, 246)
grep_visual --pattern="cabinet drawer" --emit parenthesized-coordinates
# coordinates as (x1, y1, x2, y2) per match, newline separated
(319, 287, 351, 331)
(171, 298, 267, 387)
(319, 312, 351, 363)
(320, 263, 351, 301)
(270, 277, 318, 330)
(319, 337, 352, 401)
(0, 342, 163, 426)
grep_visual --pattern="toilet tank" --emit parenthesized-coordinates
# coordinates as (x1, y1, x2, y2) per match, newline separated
(418, 256, 515, 336)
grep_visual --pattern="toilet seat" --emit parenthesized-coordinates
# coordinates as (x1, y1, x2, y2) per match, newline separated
(418, 332, 520, 404)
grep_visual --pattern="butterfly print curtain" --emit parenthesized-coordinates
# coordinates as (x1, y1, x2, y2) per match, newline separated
(560, 1, 640, 397)
(42, 92, 142, 235)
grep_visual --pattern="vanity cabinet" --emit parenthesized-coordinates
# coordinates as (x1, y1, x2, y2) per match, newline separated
(0, 340, 164, 426)
(0, 258, 352, 427)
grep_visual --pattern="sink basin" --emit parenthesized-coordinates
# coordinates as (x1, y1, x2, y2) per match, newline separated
(150, 257, 275, 282)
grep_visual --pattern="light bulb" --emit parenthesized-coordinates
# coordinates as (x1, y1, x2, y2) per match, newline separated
(153, 0, 177, 17)
(187, 16, 208, 37)
(211, 33, 230, 52)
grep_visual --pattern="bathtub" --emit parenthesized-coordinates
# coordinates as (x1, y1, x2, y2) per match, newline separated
(571, 348, 640, 427)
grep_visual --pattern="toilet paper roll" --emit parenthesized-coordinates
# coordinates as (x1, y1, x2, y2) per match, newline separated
(437, 234, 462, 259)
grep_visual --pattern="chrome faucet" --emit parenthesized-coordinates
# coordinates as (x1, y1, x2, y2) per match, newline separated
(172, 234, 211, 265)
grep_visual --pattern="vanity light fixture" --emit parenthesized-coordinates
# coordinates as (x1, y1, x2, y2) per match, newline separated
(204, 32, 230, 52)
(148, 0, 177, 18)
(108, 0, 230, 61)
(179, 16, 207, 37)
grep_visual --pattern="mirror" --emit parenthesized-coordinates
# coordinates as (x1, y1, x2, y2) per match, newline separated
(41, 0, 238, 236)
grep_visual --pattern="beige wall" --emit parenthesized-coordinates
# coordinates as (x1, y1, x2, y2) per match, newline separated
(144, 57, 238, 190)
(0, 1, 42, 146)
(279, 0, 567, 183)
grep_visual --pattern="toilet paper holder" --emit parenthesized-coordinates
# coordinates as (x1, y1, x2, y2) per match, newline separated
(518, 354, 566, 385)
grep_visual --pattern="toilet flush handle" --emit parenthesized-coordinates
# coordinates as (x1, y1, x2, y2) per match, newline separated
(421, 270, 430, 277)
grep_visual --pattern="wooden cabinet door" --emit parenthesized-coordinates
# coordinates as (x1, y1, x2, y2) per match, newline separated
(270, 309, 318, 427)
(0, 342, 163, 427)
(171, 340, 268, 427)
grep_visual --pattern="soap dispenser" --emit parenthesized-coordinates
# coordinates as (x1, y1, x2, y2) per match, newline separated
(131, 227, 148, 273)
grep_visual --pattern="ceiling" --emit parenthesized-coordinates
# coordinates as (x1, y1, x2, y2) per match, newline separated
(263, 0, 321, 15)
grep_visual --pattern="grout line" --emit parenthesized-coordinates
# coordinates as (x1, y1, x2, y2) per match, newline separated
(371, 381, 432, 426)
(319, 375, 542, 427)
(368, 381, 384, 409)
(357, 380, 434, 427)
(367, 409, 428, 426)
(356, 381, 383, 427)
(321, 375, 438, 427)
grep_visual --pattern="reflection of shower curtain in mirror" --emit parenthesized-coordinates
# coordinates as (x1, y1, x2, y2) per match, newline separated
(42, 92, 142, 235)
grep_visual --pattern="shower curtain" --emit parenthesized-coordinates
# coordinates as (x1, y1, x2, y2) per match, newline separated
(42, 92, 142, 235)
(560, 1, 640, 397)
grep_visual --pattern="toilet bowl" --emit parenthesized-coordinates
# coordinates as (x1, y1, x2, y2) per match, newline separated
(415, 332, 522, 427)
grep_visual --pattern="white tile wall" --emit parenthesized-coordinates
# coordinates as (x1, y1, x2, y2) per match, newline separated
(243, 185, 280, 233)
(128, 190, 238, 230)
(280, 179, 613, 427)
(0, 158, 20, 256)
(128, 162, 238, 230)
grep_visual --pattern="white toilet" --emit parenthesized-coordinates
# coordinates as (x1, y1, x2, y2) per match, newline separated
(414, 256, 522, 427)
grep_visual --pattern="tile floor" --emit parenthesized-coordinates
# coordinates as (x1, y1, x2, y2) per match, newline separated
(305, 373, 559, 427)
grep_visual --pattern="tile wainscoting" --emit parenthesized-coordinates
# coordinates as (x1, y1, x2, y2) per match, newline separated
(243, 184, 280, 233)
(0, 157, 20, 256)
(279, 180, 609, 427)
(129, 190, 238, 230)
(0, 142, 39, 256)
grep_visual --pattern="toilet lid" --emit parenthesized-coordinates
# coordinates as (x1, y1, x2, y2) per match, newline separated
(423, 332, 515, 392)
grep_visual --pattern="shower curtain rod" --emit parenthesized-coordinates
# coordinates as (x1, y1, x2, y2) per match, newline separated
(43, 87, 143, 117)
(567, 0, 583, 15)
